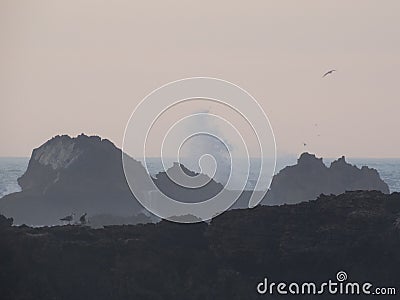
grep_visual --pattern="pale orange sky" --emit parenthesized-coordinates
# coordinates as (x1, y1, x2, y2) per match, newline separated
(1, 1, 399, 158)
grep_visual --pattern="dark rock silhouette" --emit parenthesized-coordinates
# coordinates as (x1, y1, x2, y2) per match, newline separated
(0, 134, 228, 225)
(0, 134, 151, 225)
(0, 135, 391, 225)
(0, 191, 399, 299)
(264, 152, 389, 205)
(153, 162, 223, 203)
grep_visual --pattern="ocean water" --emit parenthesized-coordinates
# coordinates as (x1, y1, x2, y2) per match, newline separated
(0, 157, 29, 198)
(0, 156, 399, 199)
(346, 158, 400, 193)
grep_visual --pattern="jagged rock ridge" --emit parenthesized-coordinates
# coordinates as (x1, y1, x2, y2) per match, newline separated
(0, 135, 226, 225)
(154, 162, 224, 203)
(264, 152, 389, 205)
(0, 134, 151, 225)
(0, 136, 391, 225)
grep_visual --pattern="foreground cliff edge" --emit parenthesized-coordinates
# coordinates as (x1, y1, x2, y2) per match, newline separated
(0, 134, 390, 225)
(0, 191, 399, 299)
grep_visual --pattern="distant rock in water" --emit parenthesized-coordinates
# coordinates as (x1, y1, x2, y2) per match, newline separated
(0, 134, 151, 225)
(0, 135, 390, 225)
(264, 152, 390, 205)
(0, 134, 228, 225)
(153, 162, 224, 203)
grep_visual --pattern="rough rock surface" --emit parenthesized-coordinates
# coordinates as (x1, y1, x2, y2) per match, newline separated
(0, 134, 150, 225)
(264, 152, 389, 205)
(154, 162, 224, 203)
(0, 136, 391, 225)
(0, 191, 399, 299)
(0, 135, 226, 225)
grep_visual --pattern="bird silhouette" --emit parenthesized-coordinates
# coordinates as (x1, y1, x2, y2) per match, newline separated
(79, 213, 87, 225)
(322, 69, 336, 78)
(60, 213, 74, 225)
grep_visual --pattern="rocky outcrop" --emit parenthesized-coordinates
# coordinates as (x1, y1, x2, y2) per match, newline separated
(0, 134, 228, 225)
(0, 191, 399, 299)
(0, 135, 391, 225)
(0, 134, 151, 225)
(153, 162, 224, 203)
(264, 152, 389, 205)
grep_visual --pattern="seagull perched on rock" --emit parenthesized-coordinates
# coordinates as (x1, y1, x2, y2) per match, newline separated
(79, 213, 87, 225)
(60, 213, 74, 225)
(322, 69, 336, 78)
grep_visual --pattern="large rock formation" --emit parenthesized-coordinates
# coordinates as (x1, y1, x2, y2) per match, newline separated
(0, 134, 229, 225)
(0, 135, 391, 225)
(154, 162, 224, 203)
(264, 152, 389, 205)
(0, 191, 399, 299)
(0, 134, 151, 225)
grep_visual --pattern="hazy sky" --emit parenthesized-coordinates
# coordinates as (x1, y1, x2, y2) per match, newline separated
(1, 1, 399, 158)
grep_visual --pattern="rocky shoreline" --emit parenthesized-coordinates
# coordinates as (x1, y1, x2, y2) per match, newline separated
(1, 190, 399, 299)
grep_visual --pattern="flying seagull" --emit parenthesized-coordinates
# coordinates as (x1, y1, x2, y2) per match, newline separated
(60, 213, 74, 224)
(322, 69, 336, 78)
